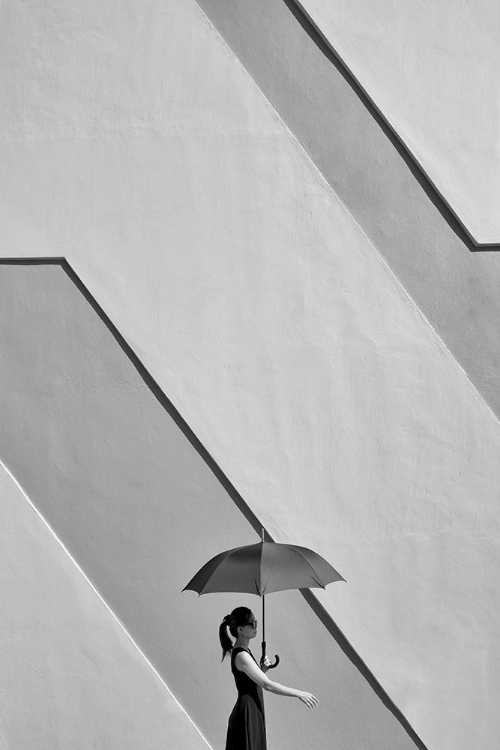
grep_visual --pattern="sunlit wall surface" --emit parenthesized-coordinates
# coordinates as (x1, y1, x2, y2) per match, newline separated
(1, 2, 499, 749)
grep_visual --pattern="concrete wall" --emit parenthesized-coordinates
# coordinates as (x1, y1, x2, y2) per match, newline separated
(198, 0, 500, 422)
(1, 1, 499, 749)
(295, 0, 500, 244)
(0, 461, 209, 750)
(0, 263, 417, 750)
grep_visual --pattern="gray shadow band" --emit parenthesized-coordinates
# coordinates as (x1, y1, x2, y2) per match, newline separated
(198, 0, 498, 250)
(0, 258, 427, 749)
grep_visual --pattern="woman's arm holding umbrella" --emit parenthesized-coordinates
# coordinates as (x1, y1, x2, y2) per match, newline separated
(235, 652, 319, 709)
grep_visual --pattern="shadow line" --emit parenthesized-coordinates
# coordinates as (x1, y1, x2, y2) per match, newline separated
(301, 589, 428, 749)
(0, 256, 429, 748)
(284, 0, 499, 252)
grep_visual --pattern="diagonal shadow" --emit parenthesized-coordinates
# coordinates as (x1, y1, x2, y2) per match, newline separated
(0, 257, 428, 749)
(199, 0, 499, 251)
(285, 0, 500, 252)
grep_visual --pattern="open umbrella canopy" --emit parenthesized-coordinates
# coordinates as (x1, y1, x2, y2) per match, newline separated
(183, 540, 345, 597)
(183, 538, 345, 669)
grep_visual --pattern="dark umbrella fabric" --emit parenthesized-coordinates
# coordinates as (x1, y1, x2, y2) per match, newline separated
(183, 539, 345, 669)
(183, 541, 345, 595)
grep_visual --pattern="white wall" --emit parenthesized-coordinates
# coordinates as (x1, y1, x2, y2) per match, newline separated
(0, 263, 417, 750)
(1, 1, 499, 748)
(0, 462, 210, 750)
(295, 0, 500, 243)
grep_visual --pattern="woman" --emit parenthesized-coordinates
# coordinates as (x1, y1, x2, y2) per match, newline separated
(219, 606, 318, 750)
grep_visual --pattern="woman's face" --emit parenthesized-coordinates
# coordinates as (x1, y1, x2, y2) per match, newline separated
(239, 613, 258, 639)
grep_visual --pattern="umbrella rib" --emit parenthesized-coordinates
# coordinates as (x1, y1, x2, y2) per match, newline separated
(288, 547, 329, 588)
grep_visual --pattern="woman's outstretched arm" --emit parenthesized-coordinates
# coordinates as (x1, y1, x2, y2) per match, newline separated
(234, 652, 318, 709)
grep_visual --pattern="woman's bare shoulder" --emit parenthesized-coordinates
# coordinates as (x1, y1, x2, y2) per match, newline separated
(233, 648, 249, 662)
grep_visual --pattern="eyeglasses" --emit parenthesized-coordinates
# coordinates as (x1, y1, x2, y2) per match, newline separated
(243, 619, 257, 629)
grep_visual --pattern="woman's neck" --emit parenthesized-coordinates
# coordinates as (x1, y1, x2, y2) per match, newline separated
(234, 635, 251, 650)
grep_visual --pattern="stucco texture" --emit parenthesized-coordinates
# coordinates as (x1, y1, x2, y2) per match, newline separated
(198, 0, 500, 428)
(0, 263, 419, 749)
(295, 0, 500, 244)
(0, 1, 499, 749)
(0, 461, 210, 750)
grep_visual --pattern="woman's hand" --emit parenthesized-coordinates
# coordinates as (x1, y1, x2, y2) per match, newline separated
(260, 655, 273, 673)
(297, 691, 319, 709)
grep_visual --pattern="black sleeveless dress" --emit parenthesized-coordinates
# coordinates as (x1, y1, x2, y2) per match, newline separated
(225, 647, 267, 750)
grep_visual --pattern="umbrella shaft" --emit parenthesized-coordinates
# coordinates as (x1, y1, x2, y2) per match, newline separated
(261, 594, 265, 659)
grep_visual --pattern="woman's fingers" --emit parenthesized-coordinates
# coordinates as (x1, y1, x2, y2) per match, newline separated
(300, 691, 319, 708)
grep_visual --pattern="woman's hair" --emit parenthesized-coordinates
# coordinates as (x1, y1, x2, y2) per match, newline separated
(219, 607, 253, 661)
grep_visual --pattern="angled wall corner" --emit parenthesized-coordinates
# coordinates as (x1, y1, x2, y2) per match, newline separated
(0, 460, 210, 750)
(0, 262, 422, 750)
(196, 0, 500, 428)
(1, 1, 500, 749)
(294, 0, 500, 245)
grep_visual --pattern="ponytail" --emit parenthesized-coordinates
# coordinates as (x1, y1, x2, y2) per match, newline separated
(219, 615, 233, 661)
(219, 607, 252, 661)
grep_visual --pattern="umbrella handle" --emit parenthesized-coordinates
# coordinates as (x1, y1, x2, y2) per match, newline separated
(260, 654, 280, 670)
(260, 592, 279, 668)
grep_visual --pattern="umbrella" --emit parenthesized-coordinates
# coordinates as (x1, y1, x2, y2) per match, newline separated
(182, 531, 345, 668)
